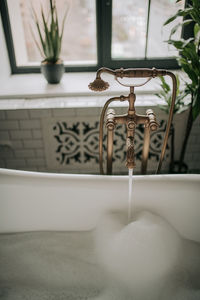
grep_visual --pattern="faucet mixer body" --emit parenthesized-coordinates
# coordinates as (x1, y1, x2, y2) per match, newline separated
(89, 67, 177, 175)
(105, 86, 158, 174)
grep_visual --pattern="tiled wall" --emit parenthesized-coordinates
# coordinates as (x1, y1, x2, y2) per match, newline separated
(0, 105, 199, 174)
(0, 109, 46, 171)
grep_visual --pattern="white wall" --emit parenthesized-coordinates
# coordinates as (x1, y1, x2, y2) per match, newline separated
(0, 15, 11, 82)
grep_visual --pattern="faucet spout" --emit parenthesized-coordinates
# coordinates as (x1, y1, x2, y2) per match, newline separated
(126, 136, 135, 169)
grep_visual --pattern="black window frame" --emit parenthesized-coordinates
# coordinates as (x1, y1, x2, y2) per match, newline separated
(0, 0, 192, 74)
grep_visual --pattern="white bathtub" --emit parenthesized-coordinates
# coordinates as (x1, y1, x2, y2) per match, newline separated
(0, 168, 200, 242)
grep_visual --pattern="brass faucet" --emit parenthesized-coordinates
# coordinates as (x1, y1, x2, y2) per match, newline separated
(105, 86, 158, 174)
(89, 67, 177, 175)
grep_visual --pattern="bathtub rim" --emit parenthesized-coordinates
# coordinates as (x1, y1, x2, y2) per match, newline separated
(0, 167, 200, 182)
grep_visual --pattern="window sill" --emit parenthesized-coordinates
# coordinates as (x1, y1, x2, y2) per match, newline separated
(0, 72, 170, 110)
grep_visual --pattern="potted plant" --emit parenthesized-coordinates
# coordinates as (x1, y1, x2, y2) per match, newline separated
(31, 0, 68, 84)
(164, 0, 200, 172)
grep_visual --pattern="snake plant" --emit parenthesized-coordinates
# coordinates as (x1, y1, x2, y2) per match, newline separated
(32, 0, 68, 64)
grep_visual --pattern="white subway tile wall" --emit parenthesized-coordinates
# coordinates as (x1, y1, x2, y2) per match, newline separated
(0, 106, 199, 174)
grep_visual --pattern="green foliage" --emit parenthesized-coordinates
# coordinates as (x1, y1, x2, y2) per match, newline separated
(164, 0, 200, 121)
(31, 0, 68, 63)
(155, 75, 187, 115)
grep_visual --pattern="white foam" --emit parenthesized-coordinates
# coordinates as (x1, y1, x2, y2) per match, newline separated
(0, 211, 200, 300)
(95, 211, 182, 300)
(0, 231, 104, 299)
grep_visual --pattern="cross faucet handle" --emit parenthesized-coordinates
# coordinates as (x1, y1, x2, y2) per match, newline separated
(146, 109, 159, 131)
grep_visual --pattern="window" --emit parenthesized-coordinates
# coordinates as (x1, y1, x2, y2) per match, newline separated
(0, 0, 189, 74)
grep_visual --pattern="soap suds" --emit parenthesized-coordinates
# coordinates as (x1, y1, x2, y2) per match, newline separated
(0, 211, 200, 300)
(95, 210, 200, 300)
(0, 231, 104, 299)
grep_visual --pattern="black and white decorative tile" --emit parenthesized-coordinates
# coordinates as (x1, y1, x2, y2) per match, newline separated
(42, 115, 170, 174)
(54, 119, 99, 166)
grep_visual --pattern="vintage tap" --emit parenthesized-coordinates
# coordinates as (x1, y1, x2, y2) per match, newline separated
(88, 67, 177, 175)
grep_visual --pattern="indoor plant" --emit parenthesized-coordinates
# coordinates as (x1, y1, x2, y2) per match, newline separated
(32, 0, 68, 84)
(164, 0, 200, 172)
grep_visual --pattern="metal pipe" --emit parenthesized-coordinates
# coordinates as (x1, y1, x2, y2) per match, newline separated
(107, 129, 114, 174)
(156, 71, 177, 174)
(106, 109, 115, 175)
(99, 97, 122, 174)
(96, 67, 167, 80)
(141, 124, 150, 174)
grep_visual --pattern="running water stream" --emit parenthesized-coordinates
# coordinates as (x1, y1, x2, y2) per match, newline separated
(128, 168, 133, 223)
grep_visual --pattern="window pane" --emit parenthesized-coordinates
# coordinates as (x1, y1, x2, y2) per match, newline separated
(147, 0, 185, 58)
(112, 0, 149, 59)
(7, 0, 97, 66)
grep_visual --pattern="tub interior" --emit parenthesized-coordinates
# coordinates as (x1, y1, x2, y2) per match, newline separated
(0, 169, 200, 300)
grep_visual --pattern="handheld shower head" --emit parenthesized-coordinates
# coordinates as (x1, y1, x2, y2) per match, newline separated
(88, 78, 109, 92)
(89, 67, 168, 92)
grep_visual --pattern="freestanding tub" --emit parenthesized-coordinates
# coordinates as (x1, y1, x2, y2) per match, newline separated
(0, 168, 199, 240)
(0, 168, 200, 300)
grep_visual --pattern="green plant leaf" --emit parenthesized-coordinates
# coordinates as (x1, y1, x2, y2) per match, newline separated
(164, 8, 193, 26)
(29, 24, 44, 59)
(190, 3, 200, 25)
(155, 93, 162, 99)
(192, 0, 200, 7)
(194, 23, 200, 37)
(31, 5, 46, 57)
(155, 74, 187, 115)
(157, 104, 169, 114)
(41, 6, 54, 60)
(167, 39, 184, 50)
(179, 60, 198, 84)
(54, 5, 60, 60)
(50, 0, 53, 12)
(60, 6, 68, 45)
(159, 76, 170, 93)
(169, 19, 193, 38)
